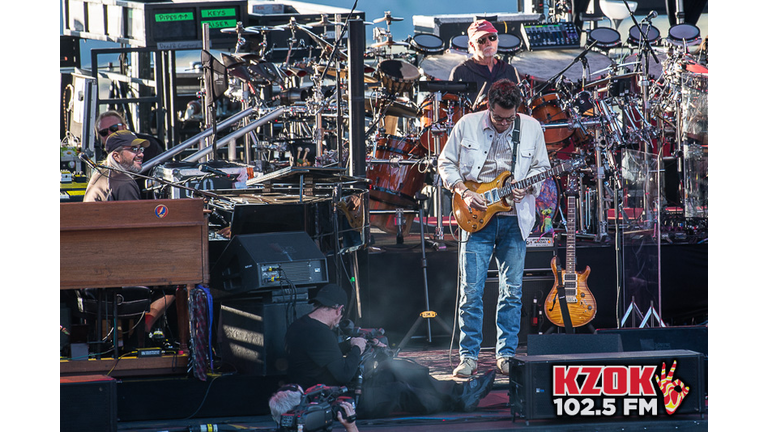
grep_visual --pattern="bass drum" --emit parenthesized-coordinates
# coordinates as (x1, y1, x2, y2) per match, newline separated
(419, 93, 470, 152)
(367, 136, 428, 234)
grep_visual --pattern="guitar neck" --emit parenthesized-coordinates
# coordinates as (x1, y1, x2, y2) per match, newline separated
(499, 164, 567, 198)
(566, 195, 576, 274)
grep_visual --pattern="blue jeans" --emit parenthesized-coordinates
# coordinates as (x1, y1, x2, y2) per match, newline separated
(458, 215, 526, 360)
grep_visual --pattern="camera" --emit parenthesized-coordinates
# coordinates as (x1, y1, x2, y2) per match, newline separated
(279, 385, 354, 432)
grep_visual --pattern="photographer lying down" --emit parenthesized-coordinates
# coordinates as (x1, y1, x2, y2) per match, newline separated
(284, 284, 496, 420)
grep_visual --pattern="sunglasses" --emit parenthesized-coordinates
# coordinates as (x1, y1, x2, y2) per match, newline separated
(476, 34, 498, 45)
(121, 146, 145, 154)
(98, 123, 124, 137)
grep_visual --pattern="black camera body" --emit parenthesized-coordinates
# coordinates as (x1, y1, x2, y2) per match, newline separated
(279, 385, 352, 432)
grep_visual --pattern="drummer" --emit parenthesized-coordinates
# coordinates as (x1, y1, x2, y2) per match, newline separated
(449, 20, 521, 109)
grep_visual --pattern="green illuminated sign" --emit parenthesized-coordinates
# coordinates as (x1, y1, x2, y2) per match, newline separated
(155, 12, 194, 22)
(203, 19, 238, 29)
(201, 8, 236, 19)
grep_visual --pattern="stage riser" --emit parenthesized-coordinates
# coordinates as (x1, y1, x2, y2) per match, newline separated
(360, 243, 708, 343)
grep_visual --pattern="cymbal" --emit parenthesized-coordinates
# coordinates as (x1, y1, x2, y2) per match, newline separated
(242, 25, 282, 33)
(315, 65, 379, 83)
(371, 39, 410, 48)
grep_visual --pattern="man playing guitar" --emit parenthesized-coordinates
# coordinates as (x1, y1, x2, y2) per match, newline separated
(437, 79, 550, 377)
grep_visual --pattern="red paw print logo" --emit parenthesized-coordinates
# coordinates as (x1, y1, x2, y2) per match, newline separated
(655, 360, 690, 415)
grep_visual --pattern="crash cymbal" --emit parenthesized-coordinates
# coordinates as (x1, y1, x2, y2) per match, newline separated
(371, 39, 410, 48)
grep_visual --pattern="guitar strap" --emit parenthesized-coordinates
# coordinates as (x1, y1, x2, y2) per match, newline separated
(554, 258, 575, 334)
(510, 115, 521, 173)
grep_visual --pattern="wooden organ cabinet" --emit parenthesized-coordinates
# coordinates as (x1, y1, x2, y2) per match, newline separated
(60, 199, 208, 376)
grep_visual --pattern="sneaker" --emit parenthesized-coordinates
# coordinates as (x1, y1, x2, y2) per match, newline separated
(496, 357, 511, 375)
(457, 369, 496, 412)
(453, 358, 477, 378)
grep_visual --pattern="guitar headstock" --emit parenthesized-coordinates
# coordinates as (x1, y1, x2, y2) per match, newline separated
(565, 175, 579, 196)
(561, 157, 586, 174)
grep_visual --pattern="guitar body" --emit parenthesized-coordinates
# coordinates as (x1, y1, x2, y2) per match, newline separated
(544, 257, 597, 328)
(452, 171, 513, 233)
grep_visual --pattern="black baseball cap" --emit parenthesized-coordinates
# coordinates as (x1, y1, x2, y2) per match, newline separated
(312, 284, 347, 309)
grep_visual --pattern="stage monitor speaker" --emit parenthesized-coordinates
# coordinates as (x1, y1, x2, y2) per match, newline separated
(217, 299, 314, 376)
(210, 231, 328, 296)
(510, 350, 706, 422)
(526, 333, 623, 355)
(596, 326, 708, 356)
(60, 375, 117, 432)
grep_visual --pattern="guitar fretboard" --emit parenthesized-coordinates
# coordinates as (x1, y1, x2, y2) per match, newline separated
(500, 163, 568, 198)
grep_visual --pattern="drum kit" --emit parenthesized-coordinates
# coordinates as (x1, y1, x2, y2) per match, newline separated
(206, 10, 707, 240)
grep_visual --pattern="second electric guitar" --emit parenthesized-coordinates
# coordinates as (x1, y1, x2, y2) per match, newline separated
(452, 158, 584, 234)
(544, 176, 596, 328)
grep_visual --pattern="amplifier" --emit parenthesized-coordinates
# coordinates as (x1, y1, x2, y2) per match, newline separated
(510, 350, 706, 423)
(210, 231, 328, 296)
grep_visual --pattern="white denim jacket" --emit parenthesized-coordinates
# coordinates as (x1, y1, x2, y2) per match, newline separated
(437, 110, 551, 238)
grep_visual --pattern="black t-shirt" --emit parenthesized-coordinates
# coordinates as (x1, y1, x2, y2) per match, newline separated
(449, 58, 520, 108)
(285, 314, 362, 390)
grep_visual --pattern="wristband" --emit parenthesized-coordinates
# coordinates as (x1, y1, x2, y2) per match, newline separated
(460, 189, 469, 199)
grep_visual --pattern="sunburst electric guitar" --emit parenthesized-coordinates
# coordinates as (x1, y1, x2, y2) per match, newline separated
(544, 176, 596, 328)
(452, 158, 584, 234)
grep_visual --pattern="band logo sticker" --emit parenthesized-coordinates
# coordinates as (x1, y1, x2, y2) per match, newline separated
(551, 360, 690, 417)
(154, 204, 169, 218)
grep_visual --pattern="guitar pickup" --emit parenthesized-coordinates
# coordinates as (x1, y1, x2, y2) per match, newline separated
(483, 188, 501, 204)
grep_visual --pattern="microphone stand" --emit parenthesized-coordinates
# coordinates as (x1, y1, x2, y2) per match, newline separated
(532, 39, 599, 100)
(621, 0, 658, 153)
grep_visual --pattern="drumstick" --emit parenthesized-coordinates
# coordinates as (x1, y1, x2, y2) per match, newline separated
(302, 147, 310, 164)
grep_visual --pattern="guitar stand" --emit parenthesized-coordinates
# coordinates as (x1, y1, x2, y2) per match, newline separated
(396, 201, 453, 352)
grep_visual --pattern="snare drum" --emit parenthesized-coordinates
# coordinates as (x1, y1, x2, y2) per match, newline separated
(418, 93, 470, 152)
(376, 59, 421, 95)
(497, 34, 523, 55)
(451, 35, 470, 52)
(367, 135, 428, 234)
(667, 23, 702, 47)
(410, 33, 445, 55)
(588, 27, 622, 49)
(627, 24, 661, 46)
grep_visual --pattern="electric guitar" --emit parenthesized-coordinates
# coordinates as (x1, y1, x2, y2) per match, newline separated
(544, 176, 597, 328)
(452, 158, 584, 234)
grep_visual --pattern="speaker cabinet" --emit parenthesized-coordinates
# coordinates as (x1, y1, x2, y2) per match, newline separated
(510, 350, 706, 421)
(210, 231, 328, 296)
(596, 326, 708, 356)
(60, 375, 117, 432)
(217, 300, 313, 376)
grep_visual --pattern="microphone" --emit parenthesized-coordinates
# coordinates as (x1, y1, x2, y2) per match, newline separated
(642, 10, 658, 22)
(199, 164, 236, 179)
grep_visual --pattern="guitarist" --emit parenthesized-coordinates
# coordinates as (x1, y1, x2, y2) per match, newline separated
(437, 79, 550, 377)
